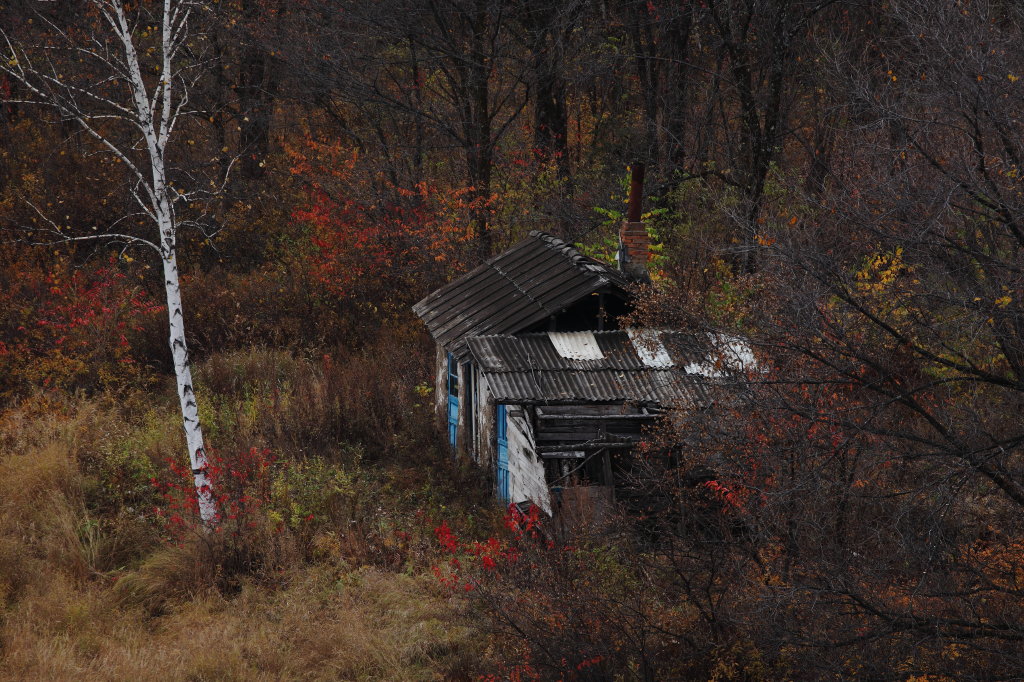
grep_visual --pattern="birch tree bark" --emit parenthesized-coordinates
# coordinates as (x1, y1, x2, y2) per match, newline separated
(1, 0, 220, 524)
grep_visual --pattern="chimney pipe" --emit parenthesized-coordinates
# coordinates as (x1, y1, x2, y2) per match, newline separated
(619, 162, 651, 282)
(626, 162, 645, 223)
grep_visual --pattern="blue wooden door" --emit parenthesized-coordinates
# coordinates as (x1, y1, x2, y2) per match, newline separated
(496, 404, 509, 502)
(447, 354, 458, 448)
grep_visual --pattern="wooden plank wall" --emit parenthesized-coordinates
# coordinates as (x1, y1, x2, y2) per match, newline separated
(506, 406, 551, 514)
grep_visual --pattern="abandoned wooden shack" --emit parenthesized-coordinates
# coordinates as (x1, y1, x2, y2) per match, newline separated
(412, 165, 739, 515)
(412, 227, 724, 514)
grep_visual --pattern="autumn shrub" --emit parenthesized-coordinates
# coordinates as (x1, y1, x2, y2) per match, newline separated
(148, 439, 437, 593)
(287, 137, 473, 304)
(145, 439, 491, 597)
(427, 506, 667, 681)
(0, 254, 165, 399)
(425, 500, 800, 682)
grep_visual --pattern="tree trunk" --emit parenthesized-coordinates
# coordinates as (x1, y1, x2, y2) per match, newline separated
(160, 234, 216, 525)
(237, 46, 274, 180)
(532, 47, 571, 181)
(133, 0, 216, 525)
(0, 0, 220, 524)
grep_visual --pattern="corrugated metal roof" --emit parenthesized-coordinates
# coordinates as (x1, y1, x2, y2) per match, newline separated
(467, 331, 710, 406)
(412, 232, 631, 356)
(469, 330, 708, 372)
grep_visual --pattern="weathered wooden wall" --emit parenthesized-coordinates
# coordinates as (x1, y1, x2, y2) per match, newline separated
(433, 347, 553, 513)
(433, 345, 447, 432)
(507, 406, 551, 514)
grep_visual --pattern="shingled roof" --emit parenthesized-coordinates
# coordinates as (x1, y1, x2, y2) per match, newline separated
(412, 231, 631, 357)
(466, 330, 710, 406)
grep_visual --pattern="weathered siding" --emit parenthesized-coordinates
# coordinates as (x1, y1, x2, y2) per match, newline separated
(437, 350, 552, 512)
(471, 363, 486, 462)
(478, 378, 496, 477)
(506, 405, 551, 514)
(434, 345, 447, 430)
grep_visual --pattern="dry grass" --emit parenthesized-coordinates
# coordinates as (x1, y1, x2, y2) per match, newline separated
(0, 344, 488, 680)
(194, 339, 438, 461)
(1, 567, 479, 681)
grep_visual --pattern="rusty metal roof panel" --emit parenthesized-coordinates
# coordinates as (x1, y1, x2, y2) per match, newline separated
(412, 232, 631, 355)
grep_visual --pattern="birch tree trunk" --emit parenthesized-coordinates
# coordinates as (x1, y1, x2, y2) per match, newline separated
(1, 0, 220, 524)
(161, 240, 217, 524)
(130, 0, 217, 525)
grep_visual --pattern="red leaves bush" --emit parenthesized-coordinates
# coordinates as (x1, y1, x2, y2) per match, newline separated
(152, 446, 277, 542)
(0, 254, 164, 397)
(287, 137, 479, 311)
(429, 505, 642, 681)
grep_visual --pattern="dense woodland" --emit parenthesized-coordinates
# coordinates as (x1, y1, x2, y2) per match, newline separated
(1, 0, 1023, 679)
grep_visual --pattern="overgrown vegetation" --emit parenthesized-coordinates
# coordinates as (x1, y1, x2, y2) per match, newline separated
(0, 341, 494, 680)
(4, 0, 1024, 678)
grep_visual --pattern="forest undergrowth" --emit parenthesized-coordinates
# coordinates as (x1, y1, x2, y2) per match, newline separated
(0, 340, 495, 681)
(0, 339, 796, 681)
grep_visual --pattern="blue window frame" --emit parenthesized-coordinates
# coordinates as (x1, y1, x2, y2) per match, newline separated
(447, 353, 459, 448)
(496, 404, 509, 502)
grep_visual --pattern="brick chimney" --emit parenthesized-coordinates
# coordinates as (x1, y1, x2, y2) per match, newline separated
(618, 162, 651, 282)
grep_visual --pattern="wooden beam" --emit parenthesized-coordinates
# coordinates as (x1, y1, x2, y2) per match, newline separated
(537, 442, 636, 454)
(537, 413, 657, 421)
(539, 450, 587, 459)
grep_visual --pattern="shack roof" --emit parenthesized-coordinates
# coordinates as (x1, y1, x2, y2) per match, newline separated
(412, 231, 631, 356)
(467, 330, 711, 406)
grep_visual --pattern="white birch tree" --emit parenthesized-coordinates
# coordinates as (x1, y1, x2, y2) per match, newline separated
(1, 0, 222, 524)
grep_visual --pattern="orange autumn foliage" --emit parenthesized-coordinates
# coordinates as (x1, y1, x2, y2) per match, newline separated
(286, 138, 480, 307)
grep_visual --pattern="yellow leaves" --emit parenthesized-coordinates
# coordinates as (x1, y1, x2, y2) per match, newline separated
(855, 246, 912, 292)
(995, 295, 1012, 307)
(1010, 73, 1020, 82)
(942, 643, 965, 661)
